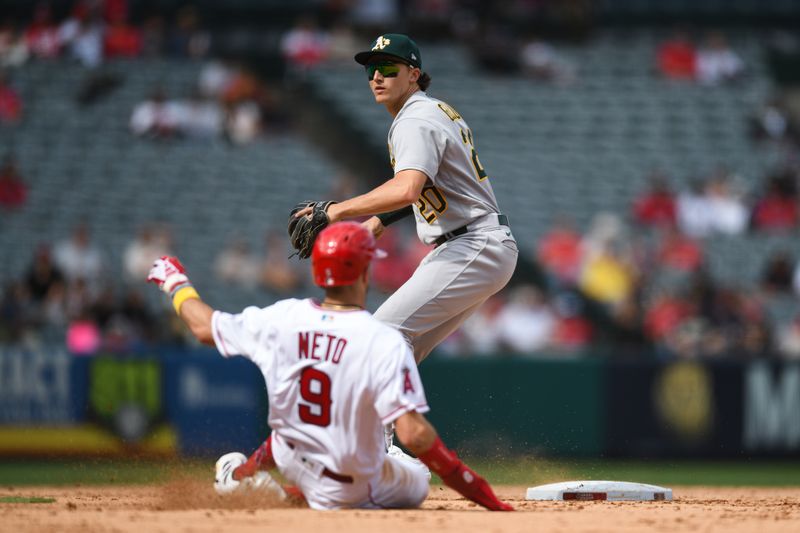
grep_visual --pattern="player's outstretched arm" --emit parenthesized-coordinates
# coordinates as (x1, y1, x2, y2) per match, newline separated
(146, 256, 215, 345)
(395, 411, 514, 511)
(297, 170, 427, 223)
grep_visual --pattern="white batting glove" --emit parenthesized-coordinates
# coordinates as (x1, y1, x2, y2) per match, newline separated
(214, 452, 287, 499)
(214, 452, 247, 495)
(146, 255, 191, 295)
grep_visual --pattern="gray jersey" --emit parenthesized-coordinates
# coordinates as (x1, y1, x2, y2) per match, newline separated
(388, 91, 501, 245)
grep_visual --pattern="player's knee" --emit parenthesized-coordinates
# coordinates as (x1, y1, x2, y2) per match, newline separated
(409, 474, 430, 507)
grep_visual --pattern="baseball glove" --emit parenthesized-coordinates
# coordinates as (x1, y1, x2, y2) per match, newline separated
(287, 200, 337, 259)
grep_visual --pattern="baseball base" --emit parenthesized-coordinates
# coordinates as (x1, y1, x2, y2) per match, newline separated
(525, 480, 673, 501)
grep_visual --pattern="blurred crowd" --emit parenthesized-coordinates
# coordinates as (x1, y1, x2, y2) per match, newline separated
(129, 59, 289, 145)
(3, 1, 800, 360)
(7, 179, 800, 361)
(1, 222, 165, 352)
(0, 0, 209, 70)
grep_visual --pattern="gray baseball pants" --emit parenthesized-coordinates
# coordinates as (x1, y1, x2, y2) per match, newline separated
(374, 225, 518, 363)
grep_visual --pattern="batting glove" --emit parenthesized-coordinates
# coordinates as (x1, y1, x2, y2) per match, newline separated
(214, 452, 287, 499)
(147, 256, 199, 314)
(214, 452, 247, 495)
(147, 256, 190, 295)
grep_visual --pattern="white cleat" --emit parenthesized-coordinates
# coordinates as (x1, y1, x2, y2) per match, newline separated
(387, 444, 431, 481)
(214, 451, 287, 499)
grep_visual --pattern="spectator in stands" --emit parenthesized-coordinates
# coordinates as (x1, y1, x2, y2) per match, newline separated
(41, 280, 67, 329)
(260, 230, 303, 294)
(580, 241, 635, 308)
(495, 285, 556, 354)
(550, 291, 593, 351)
(350, 0, 398, 35)
(66, 309, 102, 355)
(632, 171, 676, 228)
(109, 288, 157, 347)
(53, 223, 104, 286)
(0, 19, 30, 68)
(750, 96, 794, 145)
(104, 13, 142, 58)
(644, 289, 693, 348)
(752, 175, 798, 232)
(456, 295, 505, 356)
(181, 90, 224, 138)
(677, 179, 713, 238)
(130, 88, 178, 138)
(24, 3, 61, 60)
(579, 213, 638, 309)
(0, 155, 27, 208)
(24, 245, 64, 303)
(168, 6, 209, 59)
(140, 15, 166, 57)
(280, 17, 330, 70)
(471, 22, 521, 74)
(761, 250, 794, 294)
(657, 30, 696, 80)
(199, 58, 236, 99)
(705, 170, 748, 235)
(326, 22, 359, 64)
(536, 216, 583, 285)
(219, 66, 273, 141)
(777, 314, 800, 359)
(0, 281, 36, 343)
(214, 237, 260, 289)
(657, 227, 703, 273)
(370, 227, 415, 293)
(123, 224, 173, 284)
(225, 100, 262, 144)
(519, 37, 576, 85)
(58, 5, 104, 68)
(675, 172, 748, 237)
(0, 71, 22, 124)
(696, 32, 744, 86)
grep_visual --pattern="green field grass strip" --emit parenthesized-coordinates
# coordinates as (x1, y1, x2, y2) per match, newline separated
(0, 496, 56, 504)
(2, 459, 800, 487)
(467, 458, 800, 487)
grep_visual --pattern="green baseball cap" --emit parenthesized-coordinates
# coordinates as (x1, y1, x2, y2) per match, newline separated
(354, 34, 422, 69)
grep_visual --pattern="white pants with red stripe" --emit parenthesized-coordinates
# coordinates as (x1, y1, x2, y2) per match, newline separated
(272, 433, 429, 510)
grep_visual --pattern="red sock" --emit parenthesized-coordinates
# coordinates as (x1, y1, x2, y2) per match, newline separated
(234, 436, 277, 480)
(418, 436, 513, 511)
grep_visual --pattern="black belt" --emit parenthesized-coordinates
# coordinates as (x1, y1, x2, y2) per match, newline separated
(434, 213, 510, 248)
(287, 442, 354, 484)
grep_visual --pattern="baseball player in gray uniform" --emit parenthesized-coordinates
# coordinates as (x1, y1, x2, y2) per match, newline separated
(302, 33, 518, 365)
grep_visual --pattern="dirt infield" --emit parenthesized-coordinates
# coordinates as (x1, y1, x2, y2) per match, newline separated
(2, 483, 800, 533)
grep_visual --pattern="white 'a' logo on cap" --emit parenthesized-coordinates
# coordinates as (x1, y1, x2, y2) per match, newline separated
(373, 36, 391, 50)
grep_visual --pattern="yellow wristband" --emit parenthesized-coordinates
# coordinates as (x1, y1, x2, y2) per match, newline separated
(172, 286, 200, 314)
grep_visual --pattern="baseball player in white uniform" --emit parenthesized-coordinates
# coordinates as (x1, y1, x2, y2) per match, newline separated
(147, 222, 513, 511)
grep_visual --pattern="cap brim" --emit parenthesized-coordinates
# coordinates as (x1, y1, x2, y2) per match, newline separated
(355, 51, 400, 65)
(354, 51, 418, 68)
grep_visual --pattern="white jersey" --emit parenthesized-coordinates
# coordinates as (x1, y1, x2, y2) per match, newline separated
(388, 91, 502, 245)
(211, 298, 429, 480)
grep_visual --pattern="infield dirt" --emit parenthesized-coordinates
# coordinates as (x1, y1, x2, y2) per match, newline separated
(2, 483, 799, 533)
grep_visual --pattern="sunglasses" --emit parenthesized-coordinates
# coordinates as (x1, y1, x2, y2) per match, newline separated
(366, 62, 401, 80)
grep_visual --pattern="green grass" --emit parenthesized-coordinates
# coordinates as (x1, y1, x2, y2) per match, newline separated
(0, 459, 210, 486)
(2, 458, 800, 487)
(0, 496, 56, 503)
(469, 457, 800, 487)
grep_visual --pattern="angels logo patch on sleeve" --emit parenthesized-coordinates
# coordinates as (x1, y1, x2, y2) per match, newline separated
(402, 367, 415, 394)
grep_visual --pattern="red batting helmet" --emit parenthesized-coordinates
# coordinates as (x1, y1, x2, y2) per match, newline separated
(312, 222, 379, 287)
